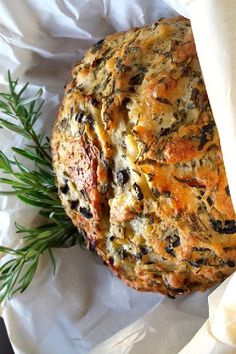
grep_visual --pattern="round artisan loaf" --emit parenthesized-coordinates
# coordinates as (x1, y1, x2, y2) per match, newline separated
(52, 16, 236, 297)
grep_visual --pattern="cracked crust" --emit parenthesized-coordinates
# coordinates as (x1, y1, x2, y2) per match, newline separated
(51, 17, 236, 297)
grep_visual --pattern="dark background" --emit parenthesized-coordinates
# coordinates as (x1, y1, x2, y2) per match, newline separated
(0, 318, 14, 354)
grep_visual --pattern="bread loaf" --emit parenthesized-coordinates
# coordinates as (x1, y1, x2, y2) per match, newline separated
(52, 17, 236, 296)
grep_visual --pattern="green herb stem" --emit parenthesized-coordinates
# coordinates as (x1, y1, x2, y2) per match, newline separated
(0, 71, 85, 302)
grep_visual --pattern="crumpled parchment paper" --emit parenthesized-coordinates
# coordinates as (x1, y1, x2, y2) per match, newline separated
(0, 1, 235, 353)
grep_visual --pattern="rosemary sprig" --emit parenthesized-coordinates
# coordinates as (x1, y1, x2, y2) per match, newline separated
(0, 71, 85, 302)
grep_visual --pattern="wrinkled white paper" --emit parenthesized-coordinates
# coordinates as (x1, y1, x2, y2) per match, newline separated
(0, 1, 235, 353)
(179, 275, 236, 354)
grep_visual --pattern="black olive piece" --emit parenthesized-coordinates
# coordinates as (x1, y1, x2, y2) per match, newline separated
(90, 97, 98, 106)
(156, 97, 171, 105)
(92, 57, 103, 67)
(79, 207, 93, 219)
(198, 123, 214, 150)
(207, 196, 213, 206)
(119, 248, 128, 260)
(199, 159, 203, 166)
(181, 65, 192, 77)
(175, 98, 182, 107)
(203, 123, 214, 133)
(75, 111, 94, 126)
(70, 200, 79, 210)
(85, 113, 94, 126)
(166, 234, 180, 249)
(122, 98, 131, 107)
(224, 220, 236, 233)
(226, 260, 235, 268)
(91, 39, 104, 53)
(75, 111, 84, 122)
(225, 185, 231, 196)
(189, 258, 206, 268)
(60, 182, 69, 195)
(133, 183, 144, 201)
(140, 246, 148, 255)
(172, 236, 180, 248)
(165, 246, 175, 257)
(117, 169, 129, 185)
(225, 220, 236, 227)
(129, 72, 145, 86)
(198, 131, 208, 150)
(210, 218, 236, 234)
(159, 127, 171, 137)
(106, 166, 113, 184)
(210, 219, 223, 232)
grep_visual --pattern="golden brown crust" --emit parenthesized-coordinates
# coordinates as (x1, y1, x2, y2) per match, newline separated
(52, 17, 236, 297)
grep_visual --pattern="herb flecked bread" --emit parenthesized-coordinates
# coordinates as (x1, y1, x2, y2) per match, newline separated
(52, 16, 236, 297)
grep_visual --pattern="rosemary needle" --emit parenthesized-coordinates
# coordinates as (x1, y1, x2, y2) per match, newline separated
(0, 71, 85, 302)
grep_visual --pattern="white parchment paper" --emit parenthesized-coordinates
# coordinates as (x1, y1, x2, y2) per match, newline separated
(0, 1, 235, 353)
